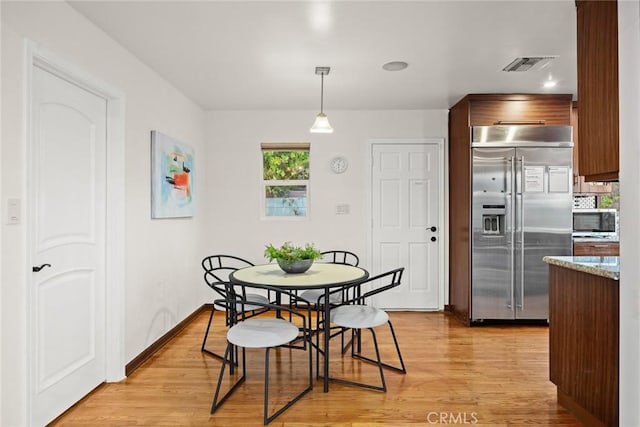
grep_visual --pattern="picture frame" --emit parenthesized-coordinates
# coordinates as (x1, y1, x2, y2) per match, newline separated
(151, 130, 195, 218)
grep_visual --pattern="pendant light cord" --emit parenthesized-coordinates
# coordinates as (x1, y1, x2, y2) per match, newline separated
(320, 73, 325, 114)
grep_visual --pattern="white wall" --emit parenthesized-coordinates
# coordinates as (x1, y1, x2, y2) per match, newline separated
(618, 1, 640, 423)
(0, 2, 4, 421)
(204, 109, 448, 268)
(1, 3, 207, 425)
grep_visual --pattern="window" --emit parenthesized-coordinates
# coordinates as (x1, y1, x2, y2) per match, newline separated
(261, 143, 310, 217)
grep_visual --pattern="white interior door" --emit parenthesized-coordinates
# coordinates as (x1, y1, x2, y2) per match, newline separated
(30, 64, 107, 426)
(371, 143, 441, 309)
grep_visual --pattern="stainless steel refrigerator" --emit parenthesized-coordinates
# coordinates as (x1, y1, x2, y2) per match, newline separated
(471, 126, 573, 321)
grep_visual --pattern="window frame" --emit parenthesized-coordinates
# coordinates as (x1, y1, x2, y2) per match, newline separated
(260, 143, 310, 220)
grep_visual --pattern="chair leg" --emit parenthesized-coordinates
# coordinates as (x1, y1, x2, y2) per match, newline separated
(263, 337, 314, 425)
(201, 306, 215, 351)
(307, 330, 314, 391)
(327, 328, 386, 392)
(370, 328, 387, 392)
(315, 311, 324, 379)
(202, 308, 240, 369)
(351, 320, 407, 374)
(210, 343, 246, 414)
(387, 319, 407, 374)
(201, 307, 224, 360)
(341, 328, 355, 354)
(263, 348, 270, 425)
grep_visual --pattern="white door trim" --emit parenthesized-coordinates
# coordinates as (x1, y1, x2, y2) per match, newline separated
(366, 138, 448, 310)
(24, 40, 126, 423)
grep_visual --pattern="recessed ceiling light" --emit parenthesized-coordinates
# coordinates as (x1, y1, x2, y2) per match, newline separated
(382, 61, 409, 71)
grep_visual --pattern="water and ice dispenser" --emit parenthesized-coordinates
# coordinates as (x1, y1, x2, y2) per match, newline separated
(482, 205, 505, 235)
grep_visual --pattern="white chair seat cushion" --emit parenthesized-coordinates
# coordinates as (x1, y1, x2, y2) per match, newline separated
(227, 318, 299, 348)
(300, 289, 341, 305)
(330, 305, 389, 329)
(214, 293, 269, 312)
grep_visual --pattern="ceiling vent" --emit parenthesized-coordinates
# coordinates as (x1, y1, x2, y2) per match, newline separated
(502, 56, 557, 72)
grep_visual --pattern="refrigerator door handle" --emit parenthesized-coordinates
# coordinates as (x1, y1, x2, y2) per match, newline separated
(507, 155, 516, 312)
(518, 156, 525, 310)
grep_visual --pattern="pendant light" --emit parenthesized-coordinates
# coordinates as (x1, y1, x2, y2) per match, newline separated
(310, 66, 333, 133)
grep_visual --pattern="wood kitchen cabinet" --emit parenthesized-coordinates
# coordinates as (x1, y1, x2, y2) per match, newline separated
(573, 241, 620, 256)
(571, 102, 613, 194)
(576, 0, 619, 181)
(448, 93, 572, 324)
(548, 263, 619, 426)
(469, 95, 572, 126)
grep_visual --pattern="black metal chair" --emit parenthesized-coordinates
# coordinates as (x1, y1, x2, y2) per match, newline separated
(324, 267, 406, 392)
(210, 288, 313, 425)
(201, 255, 271, 359)
(298, 250, 359, 306)
(320, 250, 360, 266)
(297, 250, 360, 372)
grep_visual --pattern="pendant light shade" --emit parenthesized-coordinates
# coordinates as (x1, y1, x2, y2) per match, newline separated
(310, 66, 333, 134)
(310, 113, 333, 133)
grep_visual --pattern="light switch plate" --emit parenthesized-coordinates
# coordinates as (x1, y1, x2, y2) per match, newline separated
(335, 204, 350, 215)
(7, 198, 20, 225)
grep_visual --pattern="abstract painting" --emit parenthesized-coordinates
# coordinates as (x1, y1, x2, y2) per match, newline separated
(151, 131, 195, 218)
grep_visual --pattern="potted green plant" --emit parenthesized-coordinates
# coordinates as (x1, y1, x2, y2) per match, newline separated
(264, 241, 322, 274)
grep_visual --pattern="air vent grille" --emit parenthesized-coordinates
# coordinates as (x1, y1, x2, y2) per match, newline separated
(502, 56, 557, 72)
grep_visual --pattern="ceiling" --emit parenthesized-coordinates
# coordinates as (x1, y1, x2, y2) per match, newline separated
(68, 1, 577, 111)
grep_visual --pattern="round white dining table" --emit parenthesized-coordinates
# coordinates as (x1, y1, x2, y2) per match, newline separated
(230, 262, 369, 392)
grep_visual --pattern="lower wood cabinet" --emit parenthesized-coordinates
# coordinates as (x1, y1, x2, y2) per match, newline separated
(549, 264, 618, 426)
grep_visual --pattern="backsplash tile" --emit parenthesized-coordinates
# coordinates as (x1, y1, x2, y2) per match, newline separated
(574, 195, 597, 209)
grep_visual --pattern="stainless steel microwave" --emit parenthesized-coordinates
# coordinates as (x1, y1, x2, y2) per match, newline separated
(572, 209, 618, 237)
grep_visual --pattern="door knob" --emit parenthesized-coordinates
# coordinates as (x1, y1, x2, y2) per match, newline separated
(431, 236, 437, 242)
(32, 263, 51, 272)
(429, 226, 437, 232)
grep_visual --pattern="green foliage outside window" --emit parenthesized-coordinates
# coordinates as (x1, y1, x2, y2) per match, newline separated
(598, 183, 620, 209)
(263, 151, 309, 180)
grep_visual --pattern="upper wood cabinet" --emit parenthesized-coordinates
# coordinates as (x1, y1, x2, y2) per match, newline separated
(572, 102, 613, 193)
(576, 0, 619, 181)
(469, 95, 572, 126)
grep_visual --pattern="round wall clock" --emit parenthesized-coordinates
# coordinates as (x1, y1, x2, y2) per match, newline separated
(330, 156, 348, 174)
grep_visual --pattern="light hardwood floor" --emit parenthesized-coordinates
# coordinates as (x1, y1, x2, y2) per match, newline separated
(52, 311, 579, 426)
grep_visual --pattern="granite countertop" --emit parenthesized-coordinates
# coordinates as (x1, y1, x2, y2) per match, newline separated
(543, 256, 620, 280)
